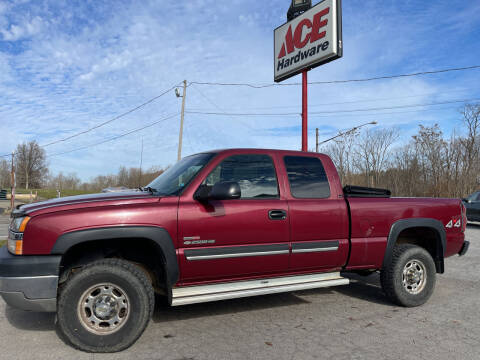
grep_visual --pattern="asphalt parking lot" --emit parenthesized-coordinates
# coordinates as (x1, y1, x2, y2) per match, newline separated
(0, 224, 478, 360)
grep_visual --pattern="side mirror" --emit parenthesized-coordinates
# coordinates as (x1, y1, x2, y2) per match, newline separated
(210, 181, 241, 200)
(194, 182, 241, 202)
(194, 185, 211, 202)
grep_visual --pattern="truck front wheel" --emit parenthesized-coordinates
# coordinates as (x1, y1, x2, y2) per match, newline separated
(57, 259, 154, 352)
(380, 244, 436, 307)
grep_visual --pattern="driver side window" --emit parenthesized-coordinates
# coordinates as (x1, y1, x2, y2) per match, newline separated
(203, 154, 279, 199)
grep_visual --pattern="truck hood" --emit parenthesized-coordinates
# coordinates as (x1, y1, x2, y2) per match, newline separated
(15, 191, 157, 217)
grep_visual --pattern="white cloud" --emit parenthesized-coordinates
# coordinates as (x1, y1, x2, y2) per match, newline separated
(0, 16, 44, 41)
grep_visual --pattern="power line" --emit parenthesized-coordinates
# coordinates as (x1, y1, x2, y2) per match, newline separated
(311, 98, 480, 115)
(308, 106, 460, 118)
(190, 65, 480, 88)
(48, 113, 180, 157)
(187, 87, 478, 111)
(0, 83, 181, 158)
(41, 82, 182, 148)
(190, 84, 254, 131)
(185, 97, 480, 117)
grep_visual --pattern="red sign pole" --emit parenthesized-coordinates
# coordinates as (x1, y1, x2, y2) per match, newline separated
(301, 70, 308, 151)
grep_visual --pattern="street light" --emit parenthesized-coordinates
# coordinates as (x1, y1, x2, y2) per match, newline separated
(287, 0, 312, 21)
(317, 121, 378, 147)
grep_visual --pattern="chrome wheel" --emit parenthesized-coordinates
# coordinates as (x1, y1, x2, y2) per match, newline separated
(77, 283, 130, 335)
(402, 259, 427, 295)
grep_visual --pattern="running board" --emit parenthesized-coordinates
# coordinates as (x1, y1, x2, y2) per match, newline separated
(171, 272, 349, 306)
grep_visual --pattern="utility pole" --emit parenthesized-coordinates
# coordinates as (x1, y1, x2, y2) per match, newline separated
(316, 128, 319, 153)
(10, 152, 15, 210)
(177, 80, 187, 162)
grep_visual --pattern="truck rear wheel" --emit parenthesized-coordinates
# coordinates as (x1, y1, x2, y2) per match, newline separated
(57, 259, 154, 352)
(380, 244, 436, 307)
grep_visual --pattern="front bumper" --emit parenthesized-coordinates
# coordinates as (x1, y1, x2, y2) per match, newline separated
(0, 246, 61, 312)
(459, 241, 470, 256)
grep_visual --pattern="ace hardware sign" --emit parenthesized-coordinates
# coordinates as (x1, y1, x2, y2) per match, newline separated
(274, 0, 342, 82)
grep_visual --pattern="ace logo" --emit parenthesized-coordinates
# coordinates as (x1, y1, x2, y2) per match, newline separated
(274, 0, 342, 82)
(278, 7, 330, 59)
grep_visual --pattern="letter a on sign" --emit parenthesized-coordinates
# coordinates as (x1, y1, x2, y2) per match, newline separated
(274, 0, 342, 82)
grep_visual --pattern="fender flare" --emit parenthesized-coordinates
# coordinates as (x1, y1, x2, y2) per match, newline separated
(382, 218, 446, 273)
(51, 226, 179, 288)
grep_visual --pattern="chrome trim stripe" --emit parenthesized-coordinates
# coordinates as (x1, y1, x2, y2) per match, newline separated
(186, 250, 289, 261)
(292, 246, 339, 253)
(184, 244, 289, 261)
(291, 240, 340, 254)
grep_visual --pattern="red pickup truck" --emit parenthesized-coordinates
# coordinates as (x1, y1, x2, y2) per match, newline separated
(1, 149, 469, 352)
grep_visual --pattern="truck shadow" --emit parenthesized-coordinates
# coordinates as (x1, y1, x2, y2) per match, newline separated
(334, 272, 391, 306)
(4, 306, 56, 331)
(152, 291, 314, 323)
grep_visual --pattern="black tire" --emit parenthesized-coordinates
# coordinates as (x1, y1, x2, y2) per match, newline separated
(380, 244, 436, 307)
(57, 259, 154, 352)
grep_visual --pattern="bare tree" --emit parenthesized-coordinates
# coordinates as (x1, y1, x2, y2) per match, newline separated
(323, 130, 358, 185)
(47, 172, 81, 191)
(353, 128, 398, 187)
(0, 159, 10, 189)
(412, 124, 447, 197)
(15, 141, 48, 189)
(459, 103, 480, 194)
(116, 166, 129, 187)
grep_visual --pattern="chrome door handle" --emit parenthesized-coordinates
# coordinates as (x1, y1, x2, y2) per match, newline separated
(268, 209, 287, 220)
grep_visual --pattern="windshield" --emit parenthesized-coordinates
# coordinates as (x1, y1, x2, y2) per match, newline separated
(146, 153, 216, 196)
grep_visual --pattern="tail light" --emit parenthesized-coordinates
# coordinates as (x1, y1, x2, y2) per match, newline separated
(461, 202, 467, 232)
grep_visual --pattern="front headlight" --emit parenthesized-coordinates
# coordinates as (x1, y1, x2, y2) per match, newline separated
(8, 216, 30, 255)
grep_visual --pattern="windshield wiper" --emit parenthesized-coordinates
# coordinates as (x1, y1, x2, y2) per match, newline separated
(139, 186, 157, 194)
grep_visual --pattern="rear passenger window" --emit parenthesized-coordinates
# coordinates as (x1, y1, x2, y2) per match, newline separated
(204, 154, 279, 199)
(284, 156, 330, 198)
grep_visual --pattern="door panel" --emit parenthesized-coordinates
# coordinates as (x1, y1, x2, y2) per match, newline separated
(178, 152, 290, 284)
(288, 199, 349, 271)
(178, 199, 290, 283)
(282, 155, 349, 272)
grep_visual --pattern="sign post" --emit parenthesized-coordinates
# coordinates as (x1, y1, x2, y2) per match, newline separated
(302, 70, 308, 151)
(274, 0, 342, 151)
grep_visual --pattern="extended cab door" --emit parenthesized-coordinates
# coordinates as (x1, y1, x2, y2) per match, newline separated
(177, 152, 290, 284)
(281, 154, 349, 272)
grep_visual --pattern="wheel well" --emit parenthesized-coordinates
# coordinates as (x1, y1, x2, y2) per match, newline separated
(396, 227, 444, 273)
(58, 238, 167, 293)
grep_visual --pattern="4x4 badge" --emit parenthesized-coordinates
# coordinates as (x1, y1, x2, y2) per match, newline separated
(445, 219, 461, 228)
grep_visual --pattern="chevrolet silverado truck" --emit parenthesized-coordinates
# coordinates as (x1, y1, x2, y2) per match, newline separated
(0, 149, 470, 352)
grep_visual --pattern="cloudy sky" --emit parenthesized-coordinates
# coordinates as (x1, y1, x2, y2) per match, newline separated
(1, 0, 480, 181)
